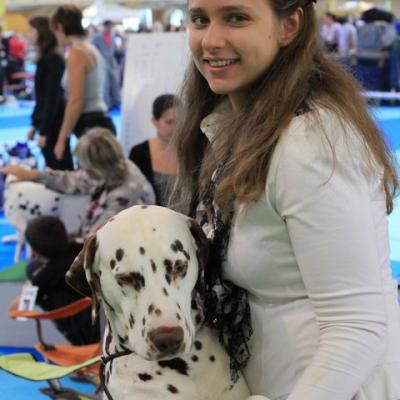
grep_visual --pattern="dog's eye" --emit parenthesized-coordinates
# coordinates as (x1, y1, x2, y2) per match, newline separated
(173, 260, 188, 280)
(115, 272, 145, 292)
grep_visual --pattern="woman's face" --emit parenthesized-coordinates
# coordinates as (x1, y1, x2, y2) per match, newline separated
(153, 107, 176, 142)
(27, 26, 38, 46)
(188, 0, 286, 102)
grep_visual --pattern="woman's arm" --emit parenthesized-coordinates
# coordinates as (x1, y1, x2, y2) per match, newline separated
(273, 113, 388, 400)
(54, 47, 87, 159)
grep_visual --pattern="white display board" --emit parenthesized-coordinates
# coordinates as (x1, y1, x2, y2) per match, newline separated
(121, 32, 190, 155)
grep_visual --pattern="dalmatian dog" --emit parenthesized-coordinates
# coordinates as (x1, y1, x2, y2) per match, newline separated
(66, 205, 250, 400)
(3, 174, 88, 262)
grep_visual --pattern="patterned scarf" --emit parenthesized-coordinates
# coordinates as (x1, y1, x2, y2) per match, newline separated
(191, 162, 253, 382)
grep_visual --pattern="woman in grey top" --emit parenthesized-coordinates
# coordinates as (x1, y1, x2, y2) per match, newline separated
(3, 128, 155, 238)
(50, 4, 116, 162)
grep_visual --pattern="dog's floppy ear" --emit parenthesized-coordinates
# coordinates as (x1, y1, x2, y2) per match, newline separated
(66, 235, 99, 322)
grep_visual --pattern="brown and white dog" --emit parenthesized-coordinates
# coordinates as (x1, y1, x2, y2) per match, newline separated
(66, 205, 250, 400)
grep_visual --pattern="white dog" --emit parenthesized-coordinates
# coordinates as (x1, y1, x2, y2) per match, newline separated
(66, 205, 251, 400)
(3, 174, 88, 262)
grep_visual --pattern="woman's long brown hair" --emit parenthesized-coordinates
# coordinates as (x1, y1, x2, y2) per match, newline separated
(173, 0, 398, 214)
(29, 16, 58, 61)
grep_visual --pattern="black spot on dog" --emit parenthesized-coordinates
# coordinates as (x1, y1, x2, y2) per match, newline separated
(138, 373, 153, 382)
(129, 314, 135, 328)
(19, 204, 27, 210)
(155, 309, 162, 316)
(175, 240, 184, 252)
(18, 193, 22, 197)
(194, 340, 202, 351)
(176, 313, 181, 320)
(142, 317, 146, 326)
(156, 370, 162, 376)
(164, 259, 173, 273)
(158, 358, 189, 376)
(55, 197, 60, 202)
(118, 334, 128, 343)
(165, 274, 171, 284)
(163, 288, 169, 296)
(148, 304, 154, 314)
(209, 355, 215, 362)
(167, 384, 179, 394)
(110, 259, 116, 269)
(116, 248, 124, 261)
(141, 328, 145, 337)
(152, 228, 156, 232)
(139, 247, 145, 255)
(191, 299, 198, 310)
(51, 206, 58, 212)
(116, 272, 145, 291)
(141, 205, 148, 209)
(191, 355, 198, 362)
(151, 260, 157, 273)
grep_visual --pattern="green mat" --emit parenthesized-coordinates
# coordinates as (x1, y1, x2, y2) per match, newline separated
(0, 353, 101, 381)
(0, 261, 27, 282)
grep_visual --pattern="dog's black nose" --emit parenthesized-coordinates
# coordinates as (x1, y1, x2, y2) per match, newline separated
(148, 327, 184, 355)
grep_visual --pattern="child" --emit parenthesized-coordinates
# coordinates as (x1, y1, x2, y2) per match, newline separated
(25, 215, 99, 345)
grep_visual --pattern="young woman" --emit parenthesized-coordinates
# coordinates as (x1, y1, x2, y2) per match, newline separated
(50, 5, 116, 161)
(129, 94, 178, 206)
(3, 128, 154, 239)
(174, 1, 400, 399)
(27, 16, 73, 170)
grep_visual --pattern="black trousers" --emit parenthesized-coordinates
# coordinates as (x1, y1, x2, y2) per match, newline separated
(42, 135, 74, 171)
(74, 111, 116, 138)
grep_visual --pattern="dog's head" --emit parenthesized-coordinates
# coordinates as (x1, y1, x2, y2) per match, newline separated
(67, 205, 208, 360)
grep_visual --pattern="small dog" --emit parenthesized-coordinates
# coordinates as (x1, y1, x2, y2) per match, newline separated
(66, 205, 250, 400)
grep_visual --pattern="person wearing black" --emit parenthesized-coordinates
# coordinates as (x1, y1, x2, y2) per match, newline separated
(128, 94, 178, 206)
(25, 216, 100, 345)
(27, 16, 73, 170)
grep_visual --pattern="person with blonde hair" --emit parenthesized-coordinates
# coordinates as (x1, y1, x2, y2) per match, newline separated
(173, 0, 400, 399)
(3, 128, 155, 238)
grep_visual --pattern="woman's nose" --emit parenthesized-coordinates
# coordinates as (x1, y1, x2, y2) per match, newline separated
(201, 22, 226, 52)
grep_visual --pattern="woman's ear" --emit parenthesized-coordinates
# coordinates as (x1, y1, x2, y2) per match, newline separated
(280, 8, 303, 47)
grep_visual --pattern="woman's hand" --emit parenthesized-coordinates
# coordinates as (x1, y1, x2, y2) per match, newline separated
(37, 135, 47, 148)
(1, 165, 39, 181)
(27, 126, 36, 141)
(54, 138, 66, 160)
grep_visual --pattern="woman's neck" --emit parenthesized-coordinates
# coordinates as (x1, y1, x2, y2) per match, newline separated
(67, 35, 85, 47)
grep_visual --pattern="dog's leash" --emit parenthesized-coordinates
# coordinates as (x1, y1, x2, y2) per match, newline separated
(99, 349, 132, 400)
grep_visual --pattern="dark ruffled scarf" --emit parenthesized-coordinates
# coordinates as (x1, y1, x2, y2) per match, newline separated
(191, 162, 253, 382)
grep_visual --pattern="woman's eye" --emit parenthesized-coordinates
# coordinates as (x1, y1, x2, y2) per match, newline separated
(190, 15, 208, 27)
(229, 15, 248, 24)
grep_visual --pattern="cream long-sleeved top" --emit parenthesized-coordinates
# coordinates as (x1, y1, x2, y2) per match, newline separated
(201, 105, 400, 400)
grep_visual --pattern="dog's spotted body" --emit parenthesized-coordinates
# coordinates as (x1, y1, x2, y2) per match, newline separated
(67, 205, 250, 400)
(3, 174, 88, 262)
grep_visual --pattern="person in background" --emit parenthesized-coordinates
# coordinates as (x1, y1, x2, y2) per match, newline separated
(129, 94, 178, 206)
(173, 0, 400, 399)
(50, 4, 116, 162)
(27, 16, 73, 170)
(320, 12, 341, 53)
(25, 216, 99, 345)
(6, 33, 26, 87)
(3, 128, 155, 239)
(337, 15, 357, 56)
(0, 26, 8, 103)
(92, 20, 120, 110)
